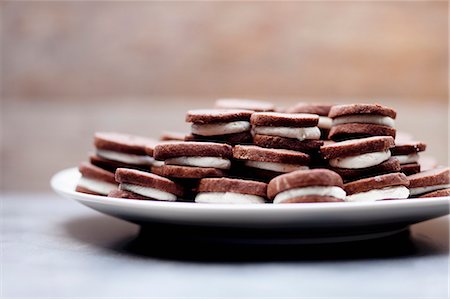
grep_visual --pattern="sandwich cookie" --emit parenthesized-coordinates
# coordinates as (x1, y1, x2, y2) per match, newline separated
(76, 162, 118, 196)
(286, 103, 333, 139)
(91, 132, 158, 172)
(344, 173, 409, 202)
(115, 168, 184, 201)
(251, 112, 323, 153)
(391, 141, 426, 175)
(267, 169, 346, 203)
(328, 104, 397, 141)
(233, 145, 310, 181)
(214, 98, 275, 112)
(186, 109, 253, 144)
(407, 168, 450, 197)
(195, 178, 267, 204)
(153, 141, 233, 179)
(320, 136, 398, 182)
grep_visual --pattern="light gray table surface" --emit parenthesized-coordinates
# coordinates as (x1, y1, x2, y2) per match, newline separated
(1, 193, 449, 298)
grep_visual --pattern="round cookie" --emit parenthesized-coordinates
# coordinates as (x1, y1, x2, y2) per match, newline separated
(407, 167, 450, 196)
(285, 103, 332, 116)
(186, 109, 252, 124)
(76, 162, 118, 196)
(329, 157, 401, 182)
(151, 164, 226, 179)
(251, 112, 319, 127)
(320, 136, 395, 159)
(154, 142, 232, 161)
(215, 98, 275, 112)
(253, 134, 323, 154)
(391, 141, 426, 156)
(344, 172, 409, 195)
(94, 132, 158, 155)
(328, 104, 397, 141)
(93, 132, 158, 171)
(328, 123, 396, 141)
(233, 145, 310, 164)
(79, 162, 116, 184)
(115, 168, 184, 201)
(195, 178, 267, 204)
(186, 109, 253, 145)
(232, 145, 311, 181)
(329, 104, 397, 119)
(267, 169, 345, 203)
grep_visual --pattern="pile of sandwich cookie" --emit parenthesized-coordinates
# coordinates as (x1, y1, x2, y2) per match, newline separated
(75, 99, 450, 204)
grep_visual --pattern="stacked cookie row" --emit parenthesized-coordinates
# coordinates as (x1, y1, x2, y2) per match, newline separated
(76, 99, 450, 203)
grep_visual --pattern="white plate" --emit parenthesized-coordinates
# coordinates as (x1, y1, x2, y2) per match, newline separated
(51, 168, 450, 243)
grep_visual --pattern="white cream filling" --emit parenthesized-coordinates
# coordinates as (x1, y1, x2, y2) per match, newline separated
(165, 157, 231, 169)
(329, 150, 391, 169)
(152, 160, 164, 167)
(97, 149, 154, 165)
(120, 183, 177, 201)
(191, 121, 250, 136)
(253, 126, 321, 141)
(245, 160, 308, 173)
(273, 186, 346, 204)
(195, 192, 265, 204)
(77, 177, 117, 195)
(346, 186, 409, 202)
(394, 153, 419, 164)
(318, 116, 332, 129)
(333, 115, 395, 128)
(409, 184, 450, 196)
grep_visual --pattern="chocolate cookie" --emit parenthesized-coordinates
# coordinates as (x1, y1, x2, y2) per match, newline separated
(285, 103, 333, 139)
(251, 112, 319, 127)
(407, 167, 450, 197)
(328, 123, 396, 141)
(344, 173, 409, 202)
(115, 168, 184, 201)
(195, 178, 267, 204)
(76, 162, 118, 196)
(153, 141, 232, 179)
(320, 136, 395, 159)
(328, 104, 397, 141)
(320, 136, 397, 180)
(329, 158, 401, 182)
(214, 98, 275, 112)
(253, 134, 323, 154)
(233, 145, 310, 180)
(267, 169, 345, 203)
(391, 141, 426, 175)
(93, 132, 157, 171)
(186, 109, 253, 145)
(285, 103, 332, 116)
(251, 112, 322, 149)
(329, 104, 397, 119)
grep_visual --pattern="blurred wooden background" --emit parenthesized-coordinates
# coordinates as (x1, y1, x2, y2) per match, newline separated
(1, 1, 448, 191)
